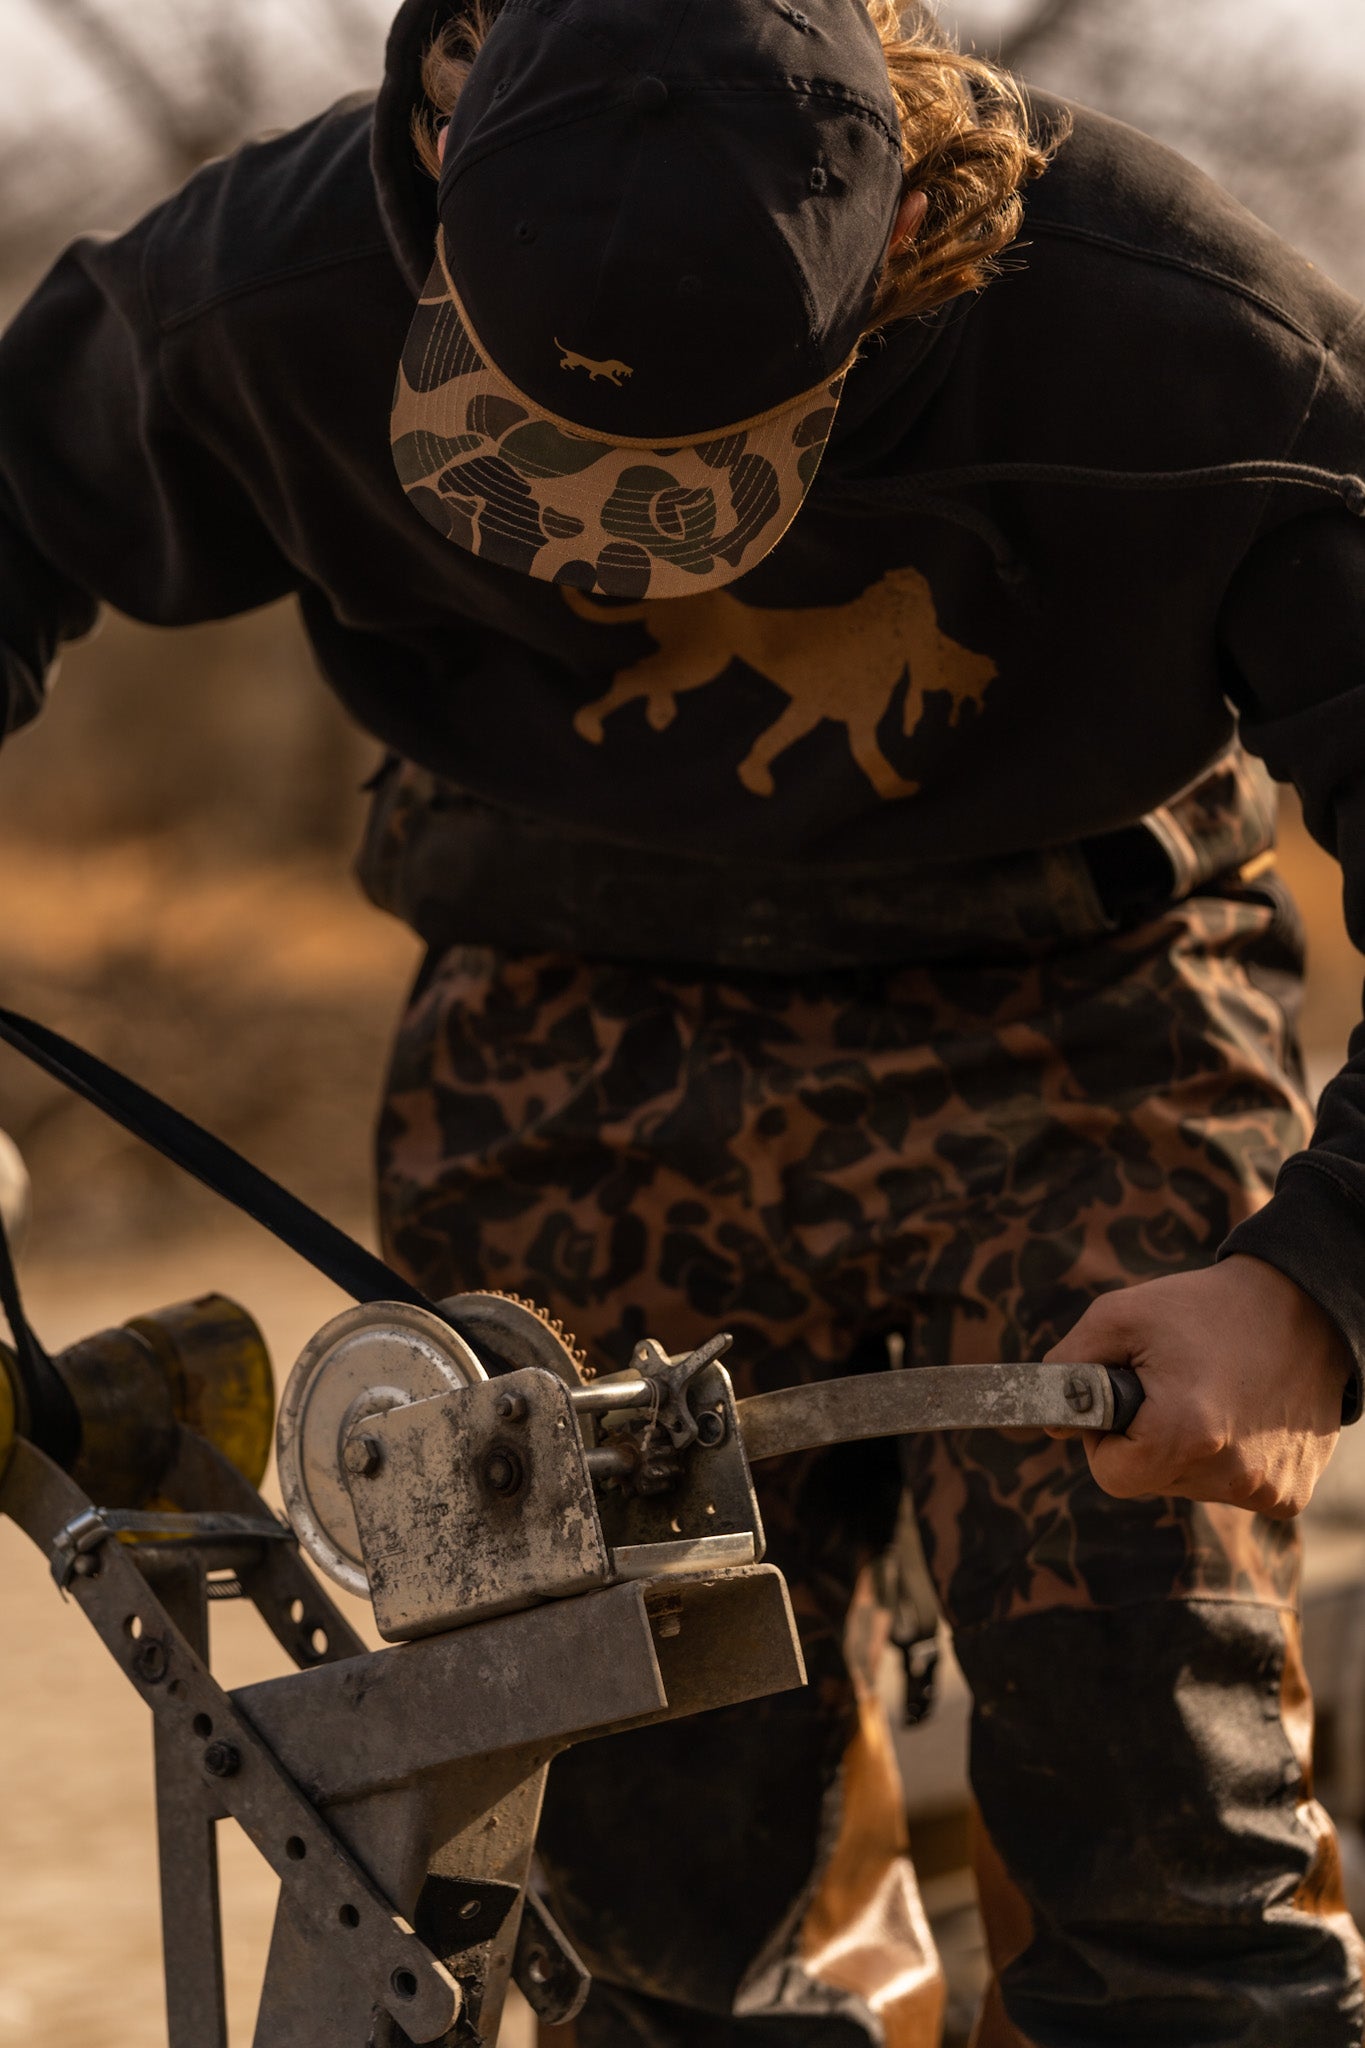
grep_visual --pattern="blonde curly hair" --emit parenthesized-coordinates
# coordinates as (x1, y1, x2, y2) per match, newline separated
(412, 1, 1059, 331)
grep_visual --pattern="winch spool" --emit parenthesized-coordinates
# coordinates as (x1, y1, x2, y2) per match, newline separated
(277, 1301, 491, 1595)
(275, 1291, 589, 1597)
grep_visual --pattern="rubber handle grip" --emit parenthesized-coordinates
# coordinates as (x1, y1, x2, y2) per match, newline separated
(1106, 1366, 1146, 1434)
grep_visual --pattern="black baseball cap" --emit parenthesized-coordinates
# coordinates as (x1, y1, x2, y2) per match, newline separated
(392, 0, 904, 597)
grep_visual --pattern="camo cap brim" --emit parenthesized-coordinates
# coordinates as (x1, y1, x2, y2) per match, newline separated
(391, 231, 848, 601)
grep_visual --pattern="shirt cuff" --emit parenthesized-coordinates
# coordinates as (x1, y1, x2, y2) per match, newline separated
(1219, 1160, 1365, 1425)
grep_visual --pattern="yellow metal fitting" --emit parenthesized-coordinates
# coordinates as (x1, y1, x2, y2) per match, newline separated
(126, 1295, 274, 1489)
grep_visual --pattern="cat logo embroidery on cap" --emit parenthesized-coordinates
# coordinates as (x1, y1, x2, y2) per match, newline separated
(557, 340, 634, 385)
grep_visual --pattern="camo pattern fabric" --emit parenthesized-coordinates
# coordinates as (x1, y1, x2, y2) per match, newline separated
(378, 881, 1312, 1635)
(391, 231, 843, 599)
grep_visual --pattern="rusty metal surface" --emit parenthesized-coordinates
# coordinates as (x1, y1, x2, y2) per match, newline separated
(347, 1368, 611, 1641)
(592, 1359, 764, 1566)
(1, 1437, 464, 2044)
(438, 1290, 588, 1384)
(233, 1580, 670, 1799)
(143, 1548, 228, 2048)
(627, 1566, 807, 1726)
(160, 1428, 367, 1667)
(254, 1759, 546, 2048)
(735, 1360, 1120, 1462)
(514, 1890, 590, 2026)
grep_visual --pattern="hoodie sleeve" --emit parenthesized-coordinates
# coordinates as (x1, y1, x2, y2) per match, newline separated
(0, 220, 295, 742)
(1217, 467, 1365, 1417)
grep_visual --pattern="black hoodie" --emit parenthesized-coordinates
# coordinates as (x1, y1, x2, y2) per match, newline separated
(3, 0, 1365, 1386)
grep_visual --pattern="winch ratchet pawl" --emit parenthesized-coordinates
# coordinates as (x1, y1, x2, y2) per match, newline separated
(735, 1359, 1143, 1462)
(0, 1436, 463, 2045)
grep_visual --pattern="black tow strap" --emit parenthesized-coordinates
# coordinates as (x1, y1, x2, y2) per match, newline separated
(0, 1179, 78, 1462)
(0, 1006, 440, 1320)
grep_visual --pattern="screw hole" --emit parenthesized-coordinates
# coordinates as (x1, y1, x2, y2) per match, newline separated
(168, 1680, 186, 1700)
(309, 1628, 329, 1658)
(285, 1836, 307, 1861)
(123, 1615, 143, 1640)
(391, 1968, 419, 2000)
(458, 1898, 481, 1921)
(288, 1598, 305, 1624)
(192, 1713, 213, 1740)
(339, 1903, 360, 1929)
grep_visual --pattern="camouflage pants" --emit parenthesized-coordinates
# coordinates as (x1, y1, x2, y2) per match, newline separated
(377, 883, 1363, 2047)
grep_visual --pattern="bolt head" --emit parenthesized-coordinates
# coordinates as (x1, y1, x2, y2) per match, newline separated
(202, 1739, 242, 1780)
(343, 1432, 382, 1478)
(1064, 1375, 1095, 1415)
(133, 1639, 168, 1684)
(482, 1447, 524, 1497)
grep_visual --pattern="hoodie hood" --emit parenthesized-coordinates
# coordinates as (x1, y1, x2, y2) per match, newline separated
(372, 0, 452, 296)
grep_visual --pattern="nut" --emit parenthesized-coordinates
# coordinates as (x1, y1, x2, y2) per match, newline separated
(343, 1432, 383, 1478)
(202, 1739, 242, 1780)
(494, 1391, 527, 1423)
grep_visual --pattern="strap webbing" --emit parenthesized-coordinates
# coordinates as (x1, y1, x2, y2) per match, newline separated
(0, 1196, 78, 1461)
(0, 1006, 438, 1317)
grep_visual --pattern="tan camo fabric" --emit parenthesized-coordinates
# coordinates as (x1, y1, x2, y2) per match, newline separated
(378, 884, 1310, 1625)
(390, 230, 845, 598)
(375, 870, 1363, 2043)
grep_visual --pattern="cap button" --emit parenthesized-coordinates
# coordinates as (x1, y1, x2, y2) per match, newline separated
(632, 76, 669, 113)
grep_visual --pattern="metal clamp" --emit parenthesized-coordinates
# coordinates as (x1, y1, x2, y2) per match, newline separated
(51, 1504, 293, 1591)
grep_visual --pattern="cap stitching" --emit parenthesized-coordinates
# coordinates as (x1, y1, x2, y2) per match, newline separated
(680, 77, 900, 155)
(498, 0, 641, 66)
(457, 0, 900, 155)
(446, 76, 900, 199)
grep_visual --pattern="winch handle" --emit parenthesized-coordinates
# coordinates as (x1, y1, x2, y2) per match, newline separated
(1105, 1366, 1146, 1435)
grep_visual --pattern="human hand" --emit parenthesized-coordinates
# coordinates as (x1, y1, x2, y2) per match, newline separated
(1044, 1255, 1351, 1519)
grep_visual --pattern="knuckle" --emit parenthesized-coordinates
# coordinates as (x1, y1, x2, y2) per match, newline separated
(1179, 1407, 1228, 1465)
(1086, 1290, 1131, 1331)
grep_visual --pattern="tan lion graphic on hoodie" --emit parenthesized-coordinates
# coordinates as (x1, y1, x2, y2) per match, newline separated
(564, 564, 997, 799)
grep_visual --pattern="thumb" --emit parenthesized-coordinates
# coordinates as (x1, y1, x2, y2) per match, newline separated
(1043, 1293, 1145, 1450)
(1044, 1290, 1141, 1367)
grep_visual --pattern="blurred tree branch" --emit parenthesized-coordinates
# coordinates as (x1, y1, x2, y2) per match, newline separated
(995, 0, 1095, 71)
(38, 0, 250, 172)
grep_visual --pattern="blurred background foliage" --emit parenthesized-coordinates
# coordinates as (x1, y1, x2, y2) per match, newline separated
(0, 0, 1360, 1259)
